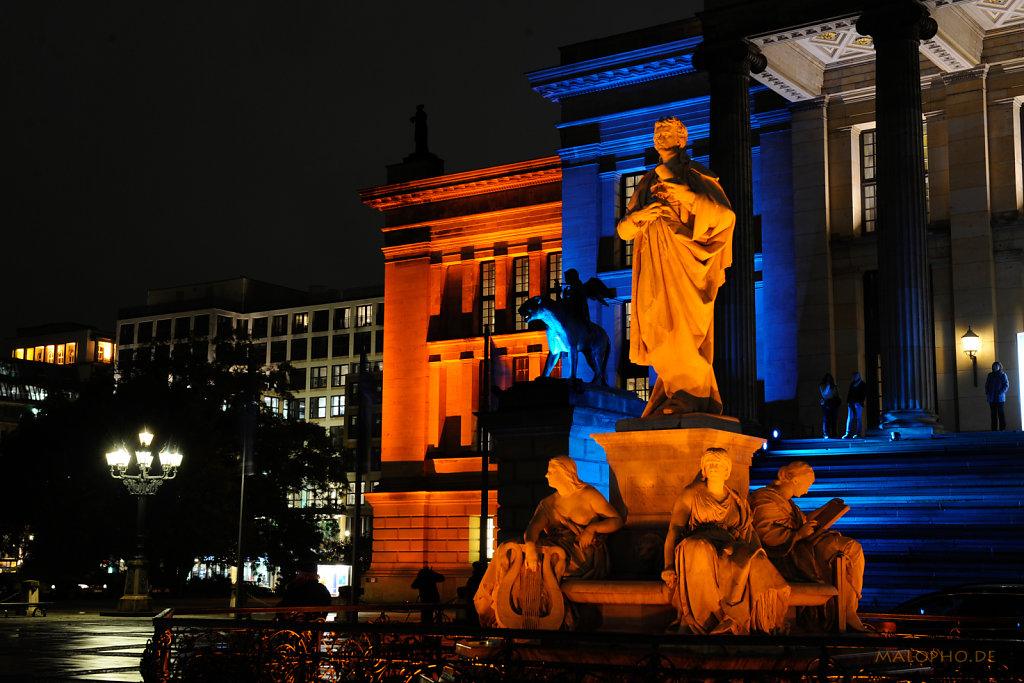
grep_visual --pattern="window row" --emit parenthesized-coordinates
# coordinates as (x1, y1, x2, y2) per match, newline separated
(262, 394, 381, 430)
(11, 341, 113, 365)
(479, 252, 562, 334)
(118, 303, 382, 346)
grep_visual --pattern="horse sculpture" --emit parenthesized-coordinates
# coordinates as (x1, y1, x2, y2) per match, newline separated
(518, 296, 610, 385)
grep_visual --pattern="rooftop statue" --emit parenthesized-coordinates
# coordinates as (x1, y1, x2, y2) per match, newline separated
(617, 117, 736, 417)
(662, 448, 790, 634)
(518, 294, 610, 385)
(475, 455, 624, 629)
(749, 461, 866, 632)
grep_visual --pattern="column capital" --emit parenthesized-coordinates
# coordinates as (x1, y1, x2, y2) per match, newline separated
(692, 38, 767, 77)
(856, 0, 938, 44)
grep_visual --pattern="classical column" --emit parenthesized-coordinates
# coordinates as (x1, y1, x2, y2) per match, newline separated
(856, 1, 940, 432)
(693, 38, 766, 427)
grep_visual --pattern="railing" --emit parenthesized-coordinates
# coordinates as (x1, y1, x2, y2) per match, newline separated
(141, 605, 1024, 683)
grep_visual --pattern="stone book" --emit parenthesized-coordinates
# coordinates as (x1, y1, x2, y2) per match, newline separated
(806, 498, 849, 539)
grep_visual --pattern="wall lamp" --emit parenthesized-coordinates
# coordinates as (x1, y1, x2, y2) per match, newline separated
(961, 326, 980, 387)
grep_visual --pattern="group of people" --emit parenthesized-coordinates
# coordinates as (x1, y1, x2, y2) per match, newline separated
(473, 452, 863, 635)
(818, 372, 866, 439)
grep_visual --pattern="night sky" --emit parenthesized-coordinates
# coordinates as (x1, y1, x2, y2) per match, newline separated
(2, 2, 699, 343)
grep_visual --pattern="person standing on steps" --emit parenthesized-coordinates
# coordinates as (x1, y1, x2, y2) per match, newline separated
(985, 361, 1010, 431)
(843, 372, 866, 439)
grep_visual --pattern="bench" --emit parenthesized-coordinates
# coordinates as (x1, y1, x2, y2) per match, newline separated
(1, 602, 51, 617)
(561, 555, 848, 633)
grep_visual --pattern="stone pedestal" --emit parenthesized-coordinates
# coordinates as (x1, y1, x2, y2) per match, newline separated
(484, 379, 644, 545)
(592, 414, 766, 578)
(117, 558, 153, 614)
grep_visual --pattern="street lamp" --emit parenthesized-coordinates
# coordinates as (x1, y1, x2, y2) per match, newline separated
(961, 326, 981, 387)
(106, 429, 183, 613)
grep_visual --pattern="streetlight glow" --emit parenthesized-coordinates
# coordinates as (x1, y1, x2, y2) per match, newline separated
(106, 428, 182, 613)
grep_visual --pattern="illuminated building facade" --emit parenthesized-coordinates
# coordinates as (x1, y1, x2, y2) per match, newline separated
(2, 323, 115, 436)
(359, 157, 563, 601)
(362, 2, 1024, 602)
(115, 276, 383, 542)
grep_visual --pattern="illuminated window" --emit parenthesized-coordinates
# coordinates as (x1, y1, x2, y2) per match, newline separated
(331, 364, 348, 387)
(34, 346, 44, 361)
(96, 341, 113, 364)
(480, 261, 495, 334)
(513, 356, 530, 383)
(330, 394, 345, 417)
(861, 124, 928, 234)
(292, 312, 309, 334)
(356, 304, 373, 327)
(311, 396, 327, 419)
(45, 346, 55, 364)
(65, 343, 77, 364)
(547, 252, 562, 296)
(264, 396, 280, 415)
(55, 344, 65, 365)
(311, 366, 328, 389)
(284, 398, 305, 420)
(626, 376, 651, 401)
(860, 130, 877, 233)
(618, 171, 645, 267)
(13, 348, 24, 360)
(513, 256, 529, 331)
(624, 300, 632, 342)
(334, 307, 351, 330)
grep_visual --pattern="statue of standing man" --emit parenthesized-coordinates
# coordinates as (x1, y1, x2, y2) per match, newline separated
(616, 118, 736, 417)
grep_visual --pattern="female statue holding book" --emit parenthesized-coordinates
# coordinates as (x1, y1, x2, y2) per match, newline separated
(749, 461, 866, 631)
(662, 448, 790, 634)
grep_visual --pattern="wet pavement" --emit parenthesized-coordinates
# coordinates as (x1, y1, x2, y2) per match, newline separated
(0, 609, 152, 682)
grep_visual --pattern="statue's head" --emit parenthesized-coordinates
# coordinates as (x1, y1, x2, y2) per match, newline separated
(699, 447, 732, 483)
(654, 117, 688, 158)
(775, 461, 815, 496)
(565, 268, 581, 284)
(546, 455, 587, 494)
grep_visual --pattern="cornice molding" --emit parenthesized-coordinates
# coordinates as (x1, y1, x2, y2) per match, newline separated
(361, 158, 561, 212)
(940, 63, 990, 85)
(752, 67, 816, 102)
(531, 56, 694, 103)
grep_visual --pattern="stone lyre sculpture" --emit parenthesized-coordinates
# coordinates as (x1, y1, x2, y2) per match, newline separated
(616, 117, 736, 417)
(749, 461, 866, 632)
(662, 447, 790, 634)
(474, 456, 624, 629)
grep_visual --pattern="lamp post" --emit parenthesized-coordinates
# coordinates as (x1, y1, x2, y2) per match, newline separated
(105, 429, 182, 614)
(961, 326, 981, 387)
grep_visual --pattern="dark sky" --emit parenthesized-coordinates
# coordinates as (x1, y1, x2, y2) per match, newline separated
(2, 2, 699, 342)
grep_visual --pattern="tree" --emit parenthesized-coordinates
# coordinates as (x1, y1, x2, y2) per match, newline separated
(0, 333, 350, 593)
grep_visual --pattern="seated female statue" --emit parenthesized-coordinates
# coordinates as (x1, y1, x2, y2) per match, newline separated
(474, 455, 624, 628)
(662, 447, 790, 634)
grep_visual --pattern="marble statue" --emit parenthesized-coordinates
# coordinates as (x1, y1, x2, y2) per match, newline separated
(518, 296, 610, 385)
(475, 455, 624, 629)
(662, 448, 790, 634)
(616, 117, 736, 417)
(749, 461, 866, 631)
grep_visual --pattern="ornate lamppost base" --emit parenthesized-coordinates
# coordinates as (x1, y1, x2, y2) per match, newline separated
(117, 558, 153, 614)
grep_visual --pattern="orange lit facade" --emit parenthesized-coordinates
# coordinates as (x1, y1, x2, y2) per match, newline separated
(359, 157, 562, 601)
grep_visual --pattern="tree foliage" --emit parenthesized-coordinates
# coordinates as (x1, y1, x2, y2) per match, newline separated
(0, 334, 350, 592)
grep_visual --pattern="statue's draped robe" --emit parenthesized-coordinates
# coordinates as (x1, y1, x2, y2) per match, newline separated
(749, 486, 864, 627)
(669, 482, 790, 635)
(474, 488, 611, 628)
(617, 154, 735, 416)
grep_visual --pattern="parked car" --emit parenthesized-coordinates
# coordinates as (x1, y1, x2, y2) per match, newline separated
(880, 583, 1024, 637)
